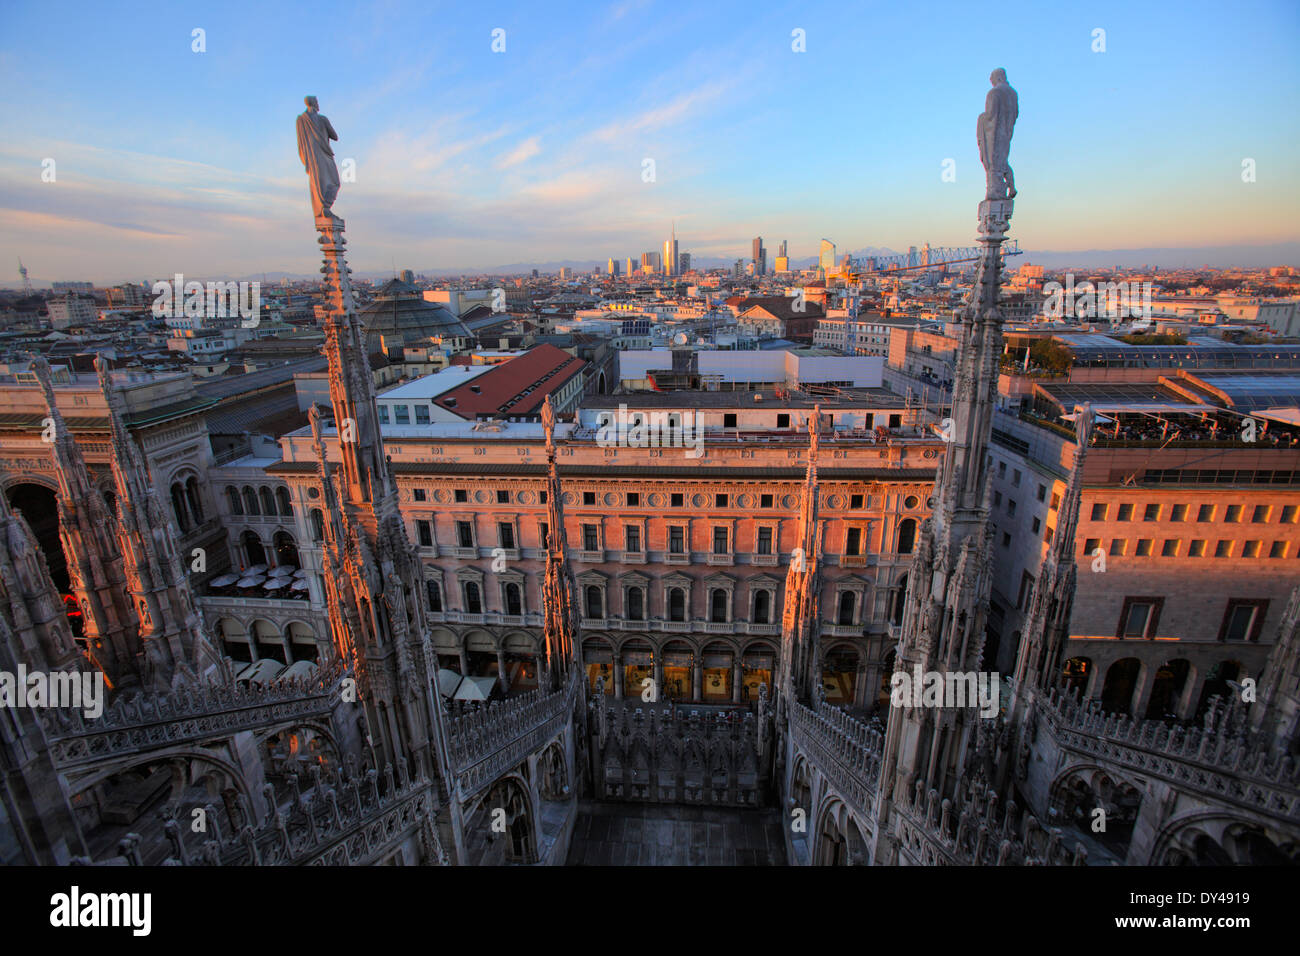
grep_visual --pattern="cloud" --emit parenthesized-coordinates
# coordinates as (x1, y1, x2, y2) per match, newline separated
(495, 136, 541, 170)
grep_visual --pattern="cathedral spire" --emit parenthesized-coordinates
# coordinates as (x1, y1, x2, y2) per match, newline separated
(1012, 405, 1093, 706)
(540, 395, 578, 690)
(0, 471, 80, 674)
(30, 356, 140, 685)
(298, 100, 450, 785)
(777, 406, 824, 706)
(94, 356, 222, 688)
(873, 72, 1019, 864)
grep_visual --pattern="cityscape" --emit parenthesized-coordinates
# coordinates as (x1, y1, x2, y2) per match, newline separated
(0, 0, 1297, 918)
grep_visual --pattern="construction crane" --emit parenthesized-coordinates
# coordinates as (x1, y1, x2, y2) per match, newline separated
(842, 240, 1021, 281)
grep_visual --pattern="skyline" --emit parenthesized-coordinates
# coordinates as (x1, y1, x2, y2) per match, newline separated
(1, 0, 1298, 281)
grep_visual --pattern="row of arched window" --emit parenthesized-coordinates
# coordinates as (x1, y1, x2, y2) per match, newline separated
(425, 578, 860, 627)
(226, 484, 293, 518)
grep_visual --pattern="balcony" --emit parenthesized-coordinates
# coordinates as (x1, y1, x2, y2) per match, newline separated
(840, 554, 867, 568)
(665, 552, 690, 565)
(751, 553, 778, 567)
(494, 548, 520, 562)
(823, 623, 863, 638)
(706, 553, 734, 567)
(619, 551, 647, 564)
(747, 623, 780, 636)
(578, 550, 605, 563)
(704, 622, 733, 634)
(661, 621, 691, 632)
(451, 546, 477, 560)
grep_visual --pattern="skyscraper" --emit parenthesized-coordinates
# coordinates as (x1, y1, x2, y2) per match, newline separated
(664, 224, 679, 278)
(752, 236, 766, 276)
(607, 257, 620, 276)
(778, 239, 788, 259)
(819, 239, 836, 275)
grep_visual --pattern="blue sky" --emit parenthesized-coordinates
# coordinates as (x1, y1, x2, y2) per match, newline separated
(1, 0, 1297, 282)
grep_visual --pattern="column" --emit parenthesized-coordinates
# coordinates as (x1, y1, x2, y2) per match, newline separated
(457, 646, 468, 676)
(497, 648, 508, 693)
(1130, 661, 1158, 718)
(692, 656, 702, 701)
(732, 660, 742, 703)
(653, 657, 664, 703)
(1083, 660, 1102, 700)
(613, 653, 624, 699)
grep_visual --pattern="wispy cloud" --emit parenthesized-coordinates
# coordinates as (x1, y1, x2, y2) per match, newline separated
(495, 136, 541, 170)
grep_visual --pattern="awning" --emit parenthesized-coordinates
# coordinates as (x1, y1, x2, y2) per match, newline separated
(437, 668, 463, 697)
(1255, 407, 1300, 426)
(452, 675, 498, 701)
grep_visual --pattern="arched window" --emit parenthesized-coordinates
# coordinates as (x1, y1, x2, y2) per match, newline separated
(710, 588, 728, 624)
(243, 486, 259, 515)
(276, 487, 292, 516)
(585, 586, 603, 620)
(259, 487, 276, 516)
(170, 483, 191, 532)
(426, 580, 442, 612)
(227, 486, 242, 515)
(273, 531, 299, 568)
(838, 591, 857, 626)
(626, 587, 644, 621)
(505, 583, 522, 616)
(754, 590, 771, 624)
(185, 477, 204, 523)
(668, 587, 686, 622)
(897, 518, 917, 555)
(242, 530, 266, 566)
(310, 508, 324, 542)
(463, 581, 482, 614)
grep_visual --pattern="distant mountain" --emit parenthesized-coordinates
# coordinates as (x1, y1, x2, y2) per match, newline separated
(1015, 242, 1300, 270)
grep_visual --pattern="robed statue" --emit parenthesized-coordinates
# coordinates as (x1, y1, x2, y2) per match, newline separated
(977, 69, 1018, 200)
(297, 96, 341, 219)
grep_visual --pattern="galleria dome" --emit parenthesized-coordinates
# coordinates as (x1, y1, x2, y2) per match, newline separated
(357, 278, 471, 357)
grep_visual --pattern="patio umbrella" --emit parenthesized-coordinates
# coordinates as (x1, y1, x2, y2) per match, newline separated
(290, 579, 310, 591)
(210, 573, 240, 587)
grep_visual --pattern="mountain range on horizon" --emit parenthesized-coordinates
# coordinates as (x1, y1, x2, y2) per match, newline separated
(6, 242, 1298, 290)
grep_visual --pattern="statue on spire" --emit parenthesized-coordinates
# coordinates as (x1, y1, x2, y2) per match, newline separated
(296, 95, 341, 221)
(977, 69, 1018, 200)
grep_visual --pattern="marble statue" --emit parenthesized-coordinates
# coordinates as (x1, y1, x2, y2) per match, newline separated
(977, 69, 1018, 200)
(296, 96, 341, 219)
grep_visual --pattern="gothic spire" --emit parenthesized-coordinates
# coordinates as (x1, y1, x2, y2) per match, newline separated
(540, 395, 578, 690)
(94, 356, 222, 688)
(778, 406, 824, 705)
(30, 356, 140, 685)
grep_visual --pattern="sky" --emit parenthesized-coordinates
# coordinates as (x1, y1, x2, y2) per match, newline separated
(0, 0, 1297, 284)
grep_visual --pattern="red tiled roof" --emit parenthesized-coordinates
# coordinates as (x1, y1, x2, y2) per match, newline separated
(433, 343, 586, 418)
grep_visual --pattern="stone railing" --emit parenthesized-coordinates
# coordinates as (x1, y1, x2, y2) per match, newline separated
(150, 758, 445, 866)
(1039, 689, 1300, 819)
(788, 700, 882, 821)
(40, 659, 348, 769)
(891, 775, 1088, 867)
(447, 671, 578, 800)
